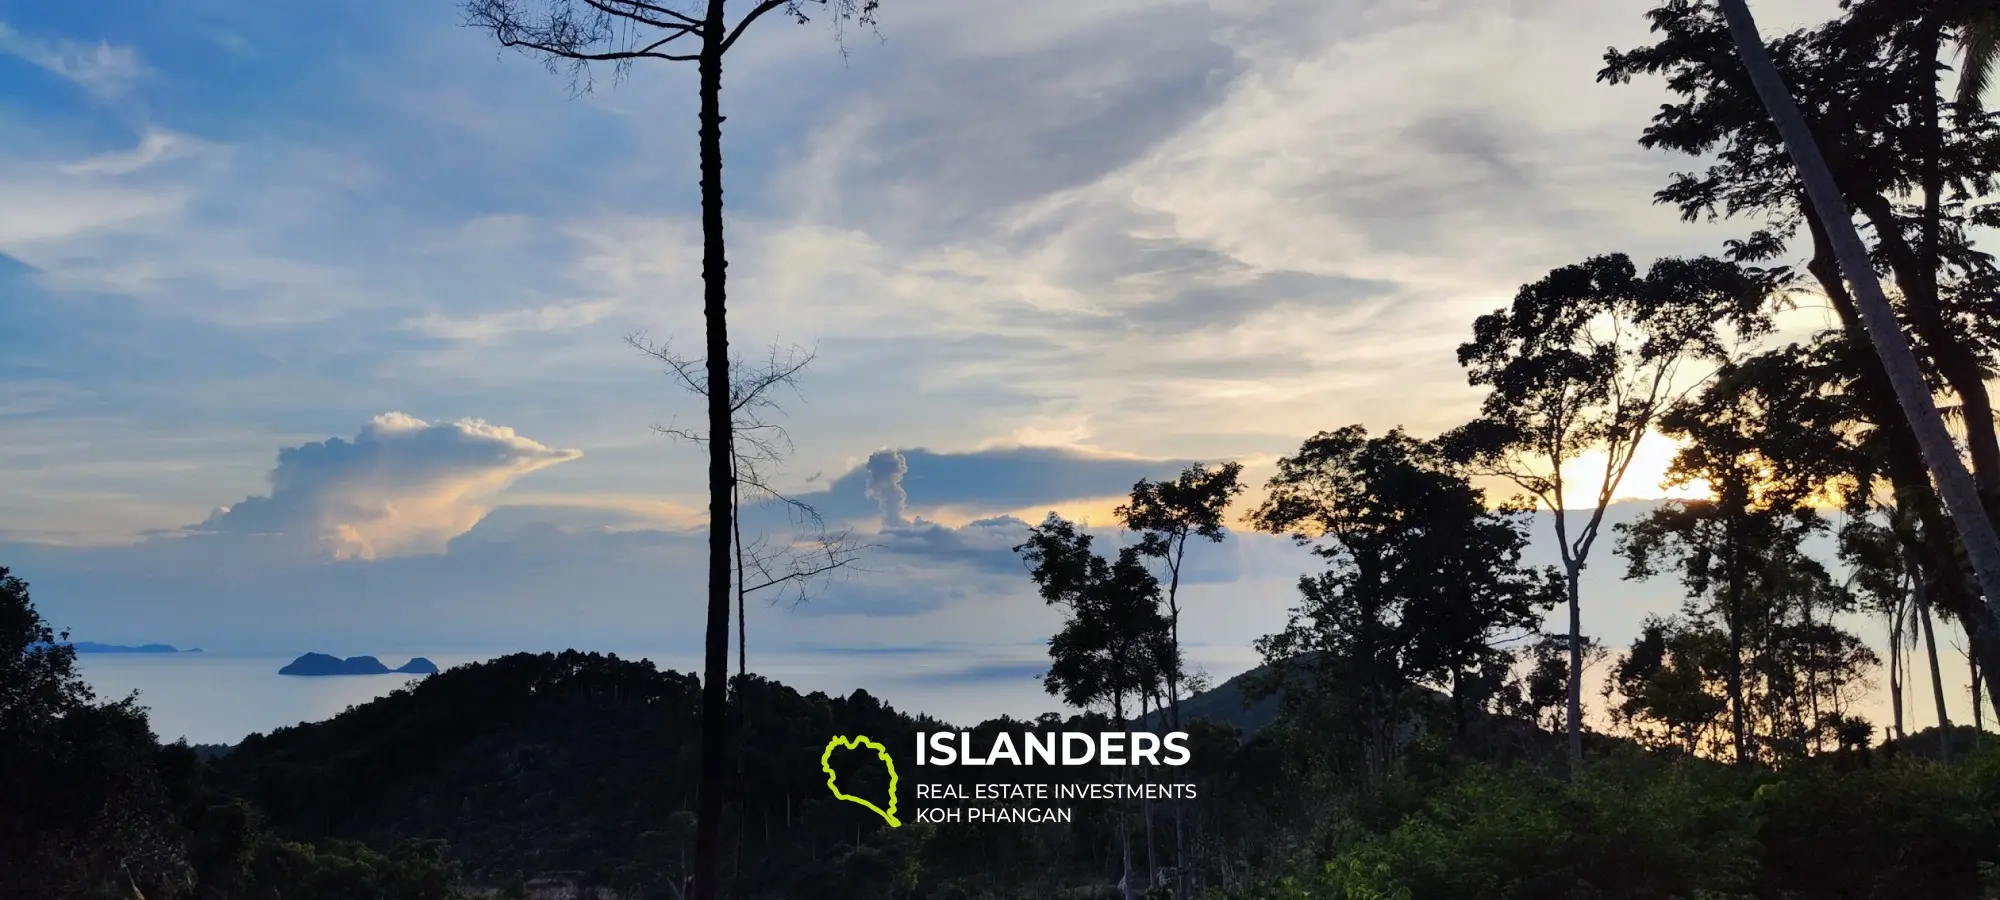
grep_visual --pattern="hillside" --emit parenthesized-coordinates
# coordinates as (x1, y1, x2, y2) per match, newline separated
(193, 650, 2000, 900)
(1144, 665, 1283, 736)
(209, 651, 1260, 899)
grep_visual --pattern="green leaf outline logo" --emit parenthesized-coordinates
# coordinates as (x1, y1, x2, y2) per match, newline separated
(821, 735, 902, 827)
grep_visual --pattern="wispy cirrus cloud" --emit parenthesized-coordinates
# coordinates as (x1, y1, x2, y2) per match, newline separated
(60, 127, 197, 175)
(0, 19, 144, 99)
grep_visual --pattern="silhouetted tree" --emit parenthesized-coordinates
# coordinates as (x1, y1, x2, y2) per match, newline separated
(1604, 0, 2000, 709)
(1841, 515, 1914, 738)
(1444, 252, 1774, 771)
(459, 3, 882, 896)
(1252, 426, 1560, 783)
(1016, 515, 1174, 900)
(1115, 460, 1243, 896)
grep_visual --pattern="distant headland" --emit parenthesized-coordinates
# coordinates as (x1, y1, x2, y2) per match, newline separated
(278, 653, 438, 677)
(31, 641, 204, 654)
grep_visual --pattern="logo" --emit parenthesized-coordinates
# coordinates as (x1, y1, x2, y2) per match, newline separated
(820, 735, 901, 827)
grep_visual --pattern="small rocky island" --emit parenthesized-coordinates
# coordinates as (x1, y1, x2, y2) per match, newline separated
(278, 653, 439, 676)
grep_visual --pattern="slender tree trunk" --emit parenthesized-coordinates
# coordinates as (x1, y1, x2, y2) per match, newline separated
(1919, 577, 1954, 761)
(1166, 541, 1187, 900)
(1723, 510, 1749, 764)
(1564, 563, 1584, 768)
(1140, 687, 1156, 893)
(691, 4, 735, 899)
(1116, 688, 1134, 900)
(1805, 582, 1826, 752)
(734, 454, 747, 681)
(1716, 0, 2000, 706)
(1449, 667, 1468, 743)
(1891, 569, 1908, 739)
(1971, 647, 1985, 732)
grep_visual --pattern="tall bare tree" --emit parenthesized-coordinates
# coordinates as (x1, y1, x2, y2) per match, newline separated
(1712, 0, 2000, 709)
(464, 4, 880, 898)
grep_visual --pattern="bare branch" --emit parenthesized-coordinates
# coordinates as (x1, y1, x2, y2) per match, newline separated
(584, 0, 702, 28)
(720, 0, 796, 56)
(463, 0, 707, 93)
(742, 528, 877, 607)
(720, 0, 884, 60)
(631, 333, 863, 618)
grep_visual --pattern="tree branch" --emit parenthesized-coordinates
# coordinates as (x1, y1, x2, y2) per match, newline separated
(720, 0, 796, 55)
(585, 0, 703, 28)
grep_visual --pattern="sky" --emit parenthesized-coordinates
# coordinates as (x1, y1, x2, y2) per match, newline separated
(6, 0, 1983, 727)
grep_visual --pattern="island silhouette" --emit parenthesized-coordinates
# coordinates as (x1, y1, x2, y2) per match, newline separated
(31, 641, 203, 653)
(278, 653, 438, 677)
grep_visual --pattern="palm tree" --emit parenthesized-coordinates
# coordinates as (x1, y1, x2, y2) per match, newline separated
(1957, 2, 2000, 111)
(1712, 0, 2000, 674)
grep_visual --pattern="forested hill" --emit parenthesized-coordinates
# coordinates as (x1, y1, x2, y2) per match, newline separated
(201, 649, 2000, 900)
(207, 650, 1255, 898)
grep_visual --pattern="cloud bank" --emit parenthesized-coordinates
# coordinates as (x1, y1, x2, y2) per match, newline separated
(190, 412, 581, 559)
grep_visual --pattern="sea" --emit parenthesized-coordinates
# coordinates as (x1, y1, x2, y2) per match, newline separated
(74, 647, 1266, 747)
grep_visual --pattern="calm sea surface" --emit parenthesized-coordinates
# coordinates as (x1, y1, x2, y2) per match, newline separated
(74, 648, 1265, 746)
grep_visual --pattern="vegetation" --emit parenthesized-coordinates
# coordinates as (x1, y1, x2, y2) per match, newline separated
(0, 566, 471, 899)
(16, 0, 2000, 897)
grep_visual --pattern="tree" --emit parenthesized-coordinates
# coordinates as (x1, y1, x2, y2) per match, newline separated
(1612, 349, 1855, 761)
(1444, 252, 1774, 770)
(1841, 515, 1915, 739)
(630, 337, 870, 680)
(462, 3, 881, 897)
(1116, 461, 1247, 728)
(1015, 515, 1174, 900)
(1620, 503, 1878, 762)
(1113, 460, 1243, 897)
(1603, 0, 2000, 708)
(1709, 0, 2000, 709)
(1606, 351, 1882, 762)
(1504, 632, 1610, 736)
(1960, 2, 2000, 111)
(1251, 426, 1560, 783)
(1606, 615, 1733, 757)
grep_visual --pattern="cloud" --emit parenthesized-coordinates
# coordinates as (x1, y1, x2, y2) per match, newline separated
(871, 515, 1034, 574)
(59, 128, 198, 176)
(190, 412, 582, 559)
(406, 299, 618, 342)
(863, 449, 911, 528)
(14, 0, 1946, 733)
(0, 21, 144, 99)
(788, 445, 1201, 527)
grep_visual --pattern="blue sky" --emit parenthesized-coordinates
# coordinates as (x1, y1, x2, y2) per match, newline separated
(13, 0, 1961, 727)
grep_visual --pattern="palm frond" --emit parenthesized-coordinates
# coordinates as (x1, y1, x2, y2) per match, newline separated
(1957, 11, 2000, 113)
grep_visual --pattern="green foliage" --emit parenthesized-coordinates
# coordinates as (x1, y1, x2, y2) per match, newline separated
(1248, 426, 1560, 776)
(1017, 514, 1177, 718)
(1752, 748, 2000, 900)
(1325, 762, 1761, 900)
(0, 564, 471, 899)
(1228, 750, 2000, 900)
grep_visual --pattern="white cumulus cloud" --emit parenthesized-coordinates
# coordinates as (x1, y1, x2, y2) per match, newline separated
(191, 412, 582, 559)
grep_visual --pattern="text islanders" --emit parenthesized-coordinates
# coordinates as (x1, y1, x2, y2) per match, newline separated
(916, 730, 1192, 767)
